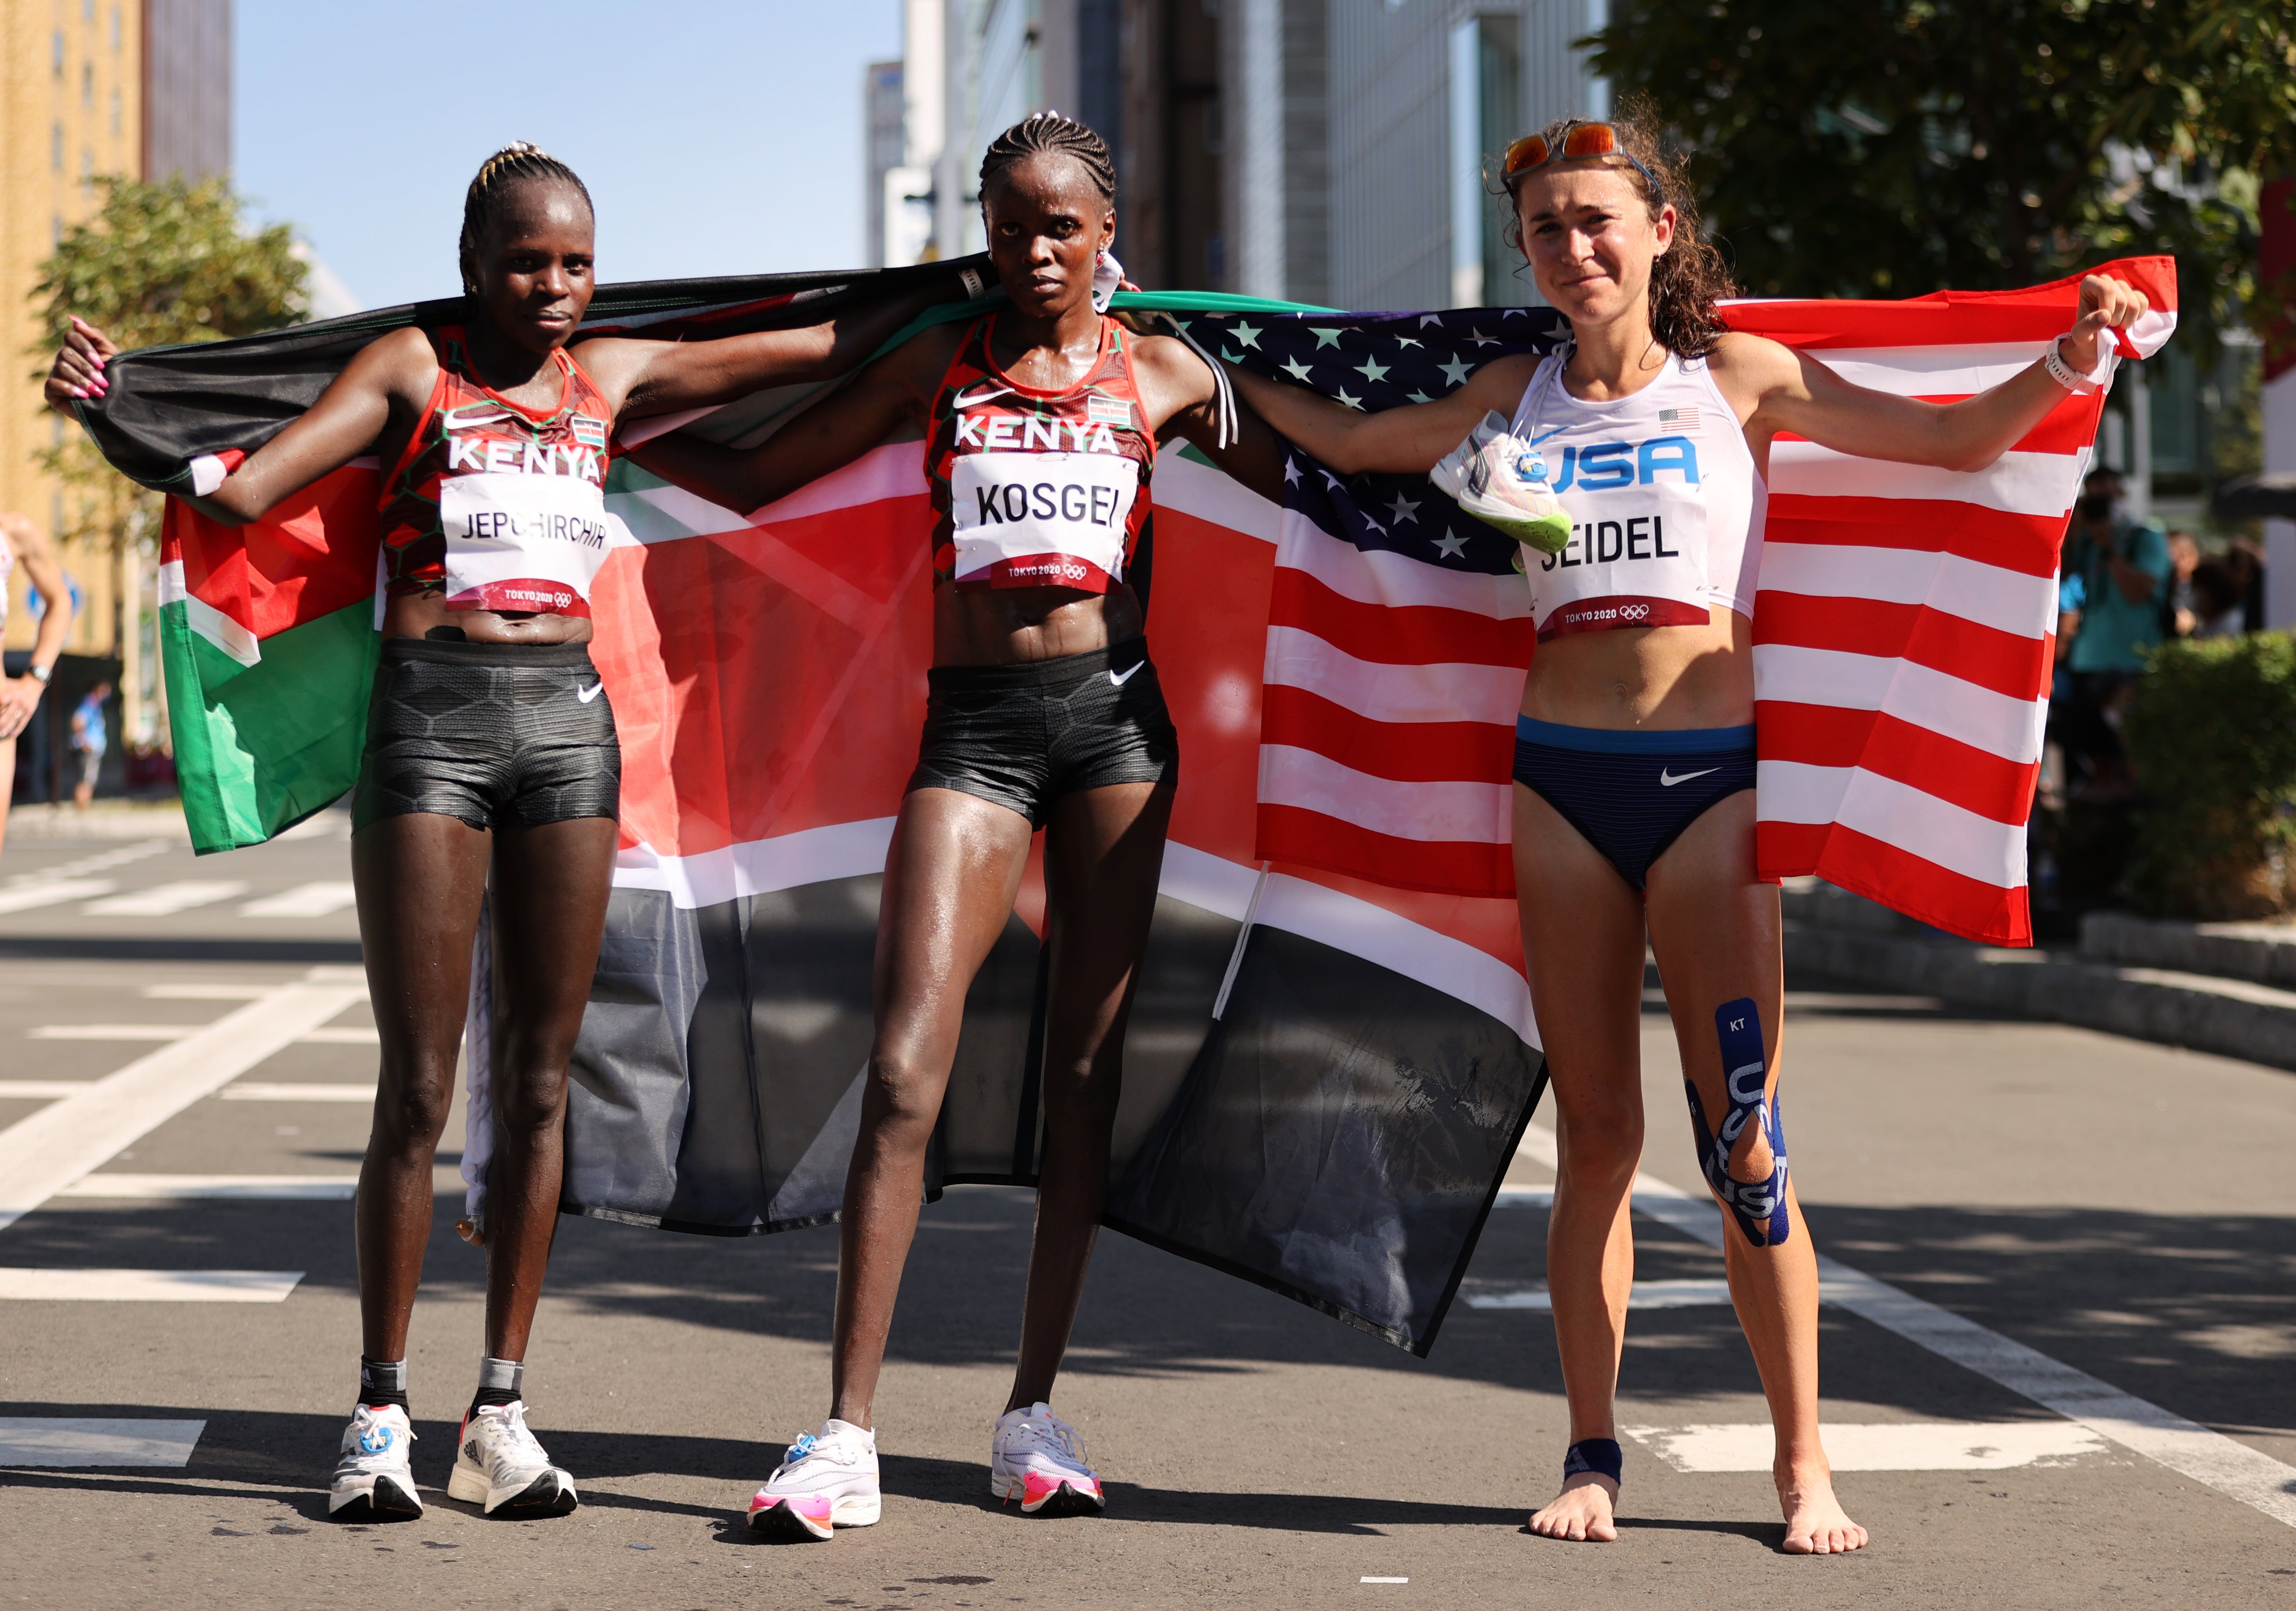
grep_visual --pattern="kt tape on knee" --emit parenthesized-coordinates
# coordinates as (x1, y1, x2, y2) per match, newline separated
(1686, 997, 1790, 1247)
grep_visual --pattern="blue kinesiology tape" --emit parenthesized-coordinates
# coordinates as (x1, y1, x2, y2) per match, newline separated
(1685, 997, 1791, 1247)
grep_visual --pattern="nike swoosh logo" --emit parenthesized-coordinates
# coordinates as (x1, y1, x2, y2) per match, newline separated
(576, 682, 605, 703)
(951, 383, 1017, 410)
(1108, 662, 1145, 687)
(1659, 766, 1716, 787)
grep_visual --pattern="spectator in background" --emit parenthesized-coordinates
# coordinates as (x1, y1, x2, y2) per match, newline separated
(2189, 560, 2246, 639)
(2163, 528, 2200, 639)
(2225, 534, 2268, 634)
(69, 679, 110, 812)
(0, 511, 74, 859)
(2059, 468, 2171, 797)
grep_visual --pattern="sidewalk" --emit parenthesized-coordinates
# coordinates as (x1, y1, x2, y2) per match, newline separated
(1782, 882, 2296, 1073)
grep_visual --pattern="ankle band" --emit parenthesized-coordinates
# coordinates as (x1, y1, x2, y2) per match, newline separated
(1563, 1438, 1623, 1484)
(358, 1357, 408, 1406)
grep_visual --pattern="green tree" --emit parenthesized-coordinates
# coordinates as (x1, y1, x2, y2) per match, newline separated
(27, 175, 307, 742)
(1588, 0, 2295, 356)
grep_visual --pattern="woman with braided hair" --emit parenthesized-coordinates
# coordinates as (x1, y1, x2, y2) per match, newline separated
(45, 141, 952, 1526)
(632, 110, 1282, 1539)
(1228, 109, 2148, 1553)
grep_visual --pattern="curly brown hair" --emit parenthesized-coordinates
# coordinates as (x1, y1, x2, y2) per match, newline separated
(1501, 102, 1736, 358)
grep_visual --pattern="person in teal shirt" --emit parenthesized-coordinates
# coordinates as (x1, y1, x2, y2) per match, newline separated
(2057, 469, 2170, 798)
(2065, 468, 2172, 673)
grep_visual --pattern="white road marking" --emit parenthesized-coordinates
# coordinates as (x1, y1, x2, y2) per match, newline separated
(1629, 1421, 2109, 1473)
(0, 967, 371, 1232)
(80, 881, 249, 916)
(219, 1083, 377, 1103)
(238, 881, 358, 918)
(1471, 1278, 1734, 1310)
(1508, 1124, 2296, 1529)
(0, 1417, 206, 1467)
(1360, 1578, 1410, 1585)
(0, 880, 118, 914)
(62, 1175, 360, 1201)
(30, 1024, 379, 1045)
(143, 983, 276, 1000)
(0, 1082, 95, 1099)
(2, 840, 172, 884)
(61, 1166, 460, 1200)
(32, 1025, 199, 1041)
(0, 1269, 303, 1302)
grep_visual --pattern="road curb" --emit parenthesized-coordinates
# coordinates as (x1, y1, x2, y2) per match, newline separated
(1781, 888, 2296, 1073)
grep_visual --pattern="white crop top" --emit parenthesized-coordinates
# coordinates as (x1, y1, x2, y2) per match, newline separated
(1505, 349, 1765, 642)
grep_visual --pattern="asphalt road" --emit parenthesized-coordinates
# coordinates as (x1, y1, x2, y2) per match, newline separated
(2, 814, 2293, 1610)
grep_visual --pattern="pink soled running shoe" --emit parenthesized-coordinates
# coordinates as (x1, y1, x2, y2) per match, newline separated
(990, 1402, 1105, 1517)
(745, 1420, 881, 1541)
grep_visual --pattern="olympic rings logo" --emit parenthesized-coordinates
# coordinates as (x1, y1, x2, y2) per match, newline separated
(1618, 602, 1650, 621)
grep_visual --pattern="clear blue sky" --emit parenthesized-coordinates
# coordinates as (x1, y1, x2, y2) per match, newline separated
(233, 0, 902, 311)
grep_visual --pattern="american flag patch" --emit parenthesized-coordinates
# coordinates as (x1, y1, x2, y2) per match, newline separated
(1656, 406, 1700, 430)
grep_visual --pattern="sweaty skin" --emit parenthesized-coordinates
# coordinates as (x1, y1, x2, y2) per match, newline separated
(43, 177, 954, 1374)
(632, 151, 1283, 1431)
(1230, 150, 2146, 1555)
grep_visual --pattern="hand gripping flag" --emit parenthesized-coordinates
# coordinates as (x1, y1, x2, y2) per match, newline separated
(73, 256, 2170, 1353)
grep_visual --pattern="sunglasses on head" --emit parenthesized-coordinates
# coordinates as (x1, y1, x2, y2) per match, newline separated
(1503, 121, 1660, 195)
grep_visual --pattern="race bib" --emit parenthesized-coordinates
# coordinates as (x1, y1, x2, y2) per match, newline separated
(949, 450, 1140, 590)
(439, 471, 616, 617)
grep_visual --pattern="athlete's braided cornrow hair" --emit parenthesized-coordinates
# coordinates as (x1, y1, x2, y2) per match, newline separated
(978, 111, 1116, 206)
(458, 141, 594, 292)
(1501, 100, 1736, 358)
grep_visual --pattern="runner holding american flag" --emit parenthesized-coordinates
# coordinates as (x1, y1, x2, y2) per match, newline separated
(1229, 108, 2149, 1555)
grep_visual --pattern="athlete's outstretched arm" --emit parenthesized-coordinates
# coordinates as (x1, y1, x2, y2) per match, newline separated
(623, 332, 942, 516)
(579, 272, 973, 420)
(1127, 333, 1287, 502)
(1227, 354, 1542, 477)
(1730, 272, 2150, 472)
(43, 320, 436, 529)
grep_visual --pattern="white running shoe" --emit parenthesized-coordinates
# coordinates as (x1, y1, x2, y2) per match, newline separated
(447, 1401, 578, 1519)
(745, 1420, 881, 1541)
(328, 1404, 422, 1522)
(990, 1402, 1104, 1516)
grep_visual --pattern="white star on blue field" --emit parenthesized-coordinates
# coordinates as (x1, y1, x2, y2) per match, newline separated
(1193, 308, 1567, 571)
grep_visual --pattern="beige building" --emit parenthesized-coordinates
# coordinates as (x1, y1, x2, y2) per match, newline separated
(1, 0, 227, 680)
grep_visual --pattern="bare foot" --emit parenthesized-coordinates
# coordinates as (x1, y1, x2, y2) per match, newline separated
(1778, 1469, 1867, 1554)
(1528, 1473, 1618, 1542)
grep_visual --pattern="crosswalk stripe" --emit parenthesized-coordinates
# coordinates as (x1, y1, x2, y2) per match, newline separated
(62, 1175, 360, 1200)
(0, 880, 117, 915)
(0, 1269, 304, 1302)
(238, 881, 358, 918)
(0, 968, 371, 1232)
(29, 1024, 379, 1044)
(59, 1166, 460, 1199)
(1508, 1124, 2296, 1529)
(80, 881, 249, 917)
(0, 1417, 206, 1466)
(1627, 1421, 2109, 1473)
(218, 1083, 377, 1102)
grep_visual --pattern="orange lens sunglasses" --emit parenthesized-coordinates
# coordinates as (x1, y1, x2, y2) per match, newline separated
(1503, 120, 1659, 193)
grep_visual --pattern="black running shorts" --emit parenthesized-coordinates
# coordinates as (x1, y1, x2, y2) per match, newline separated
(908, 637, 1177, 827)
(353, 638, 621, 833)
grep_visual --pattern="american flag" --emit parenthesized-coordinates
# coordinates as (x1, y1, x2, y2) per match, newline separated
(1185, 254, 2179, 944)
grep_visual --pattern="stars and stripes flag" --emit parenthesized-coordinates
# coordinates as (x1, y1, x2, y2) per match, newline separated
(1192, 256, 2177, 945)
